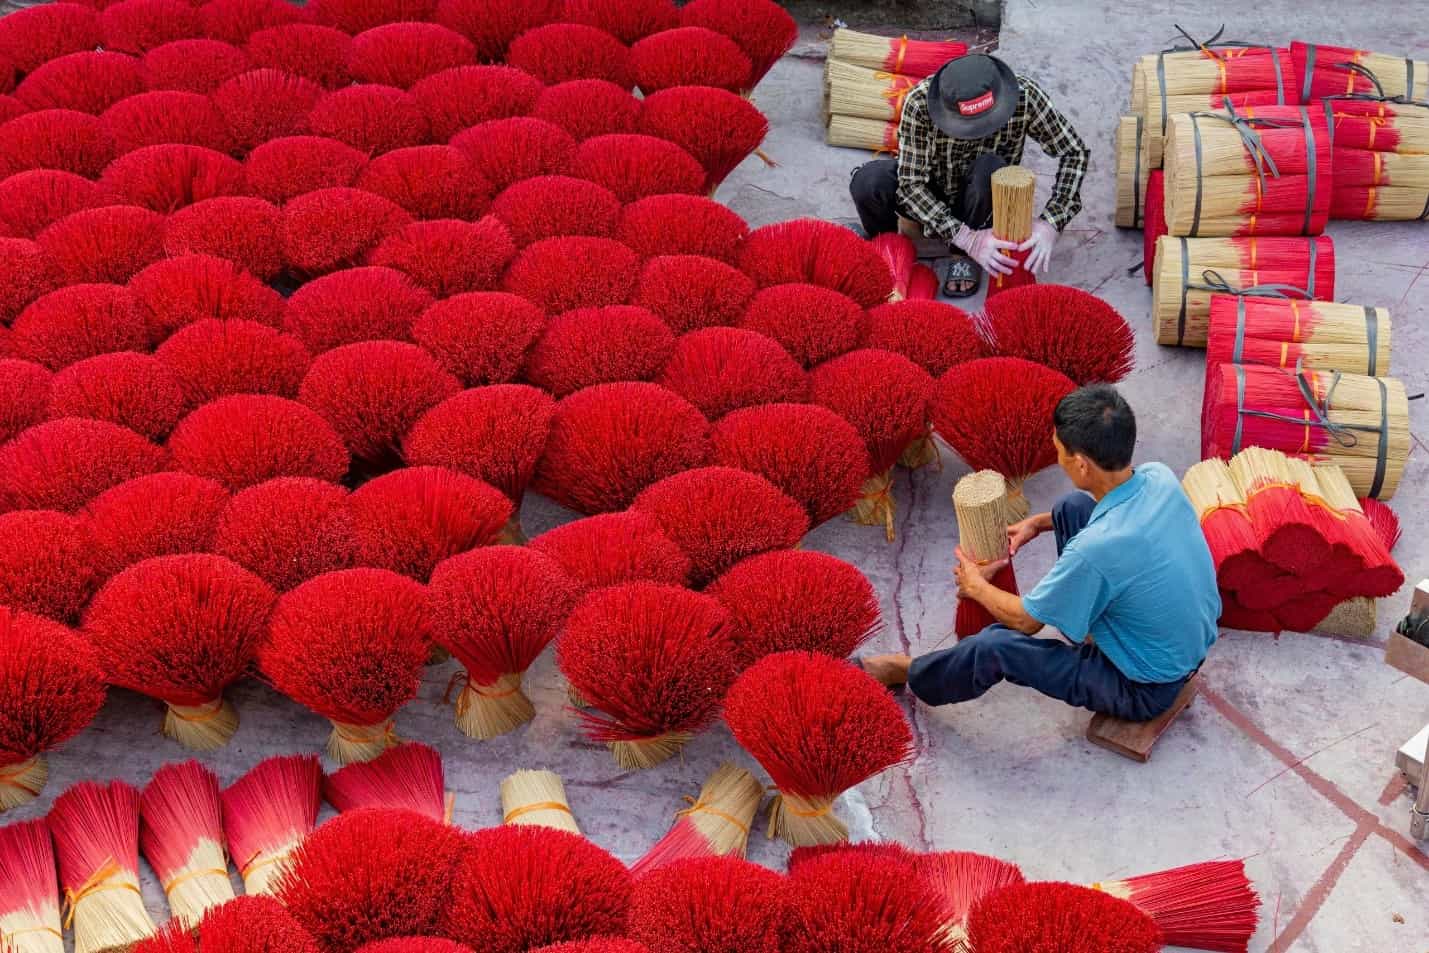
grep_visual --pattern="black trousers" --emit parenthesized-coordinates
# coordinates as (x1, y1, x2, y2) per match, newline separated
(906, 493, 1191, 722)
(848, 152, 1006, 237)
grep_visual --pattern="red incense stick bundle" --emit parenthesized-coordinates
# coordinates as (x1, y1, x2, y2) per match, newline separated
(679, 0, 796, 91)
(784, 849, 946, 953)
(0, 608, 105, 813)
(140, 761, 232, 927)
(0, 818, 62, 953)
(739, 218, 894, 308)
(919, 851, 1025, 953)
(866, 299, 984, 378)
(428, 547, 579, 739)
(1144, 169, 1166, 286)
(982, 285, 1135, 386)
(260, 568, 432, 763)
(724, 652, 913, 846)
(870, 232, 915, 301)
(1205, 296, 1391, 379)
(1309, 465, 1402, 598)
(528, 511, 691, 596)
(325, 742, 449, 824)
(1181, 459, 1263, 591)
(986, 166, 1037, 300)
(1091, 858, 1260, 953)
(220, 754, 321, 895)
(48, 780, 156, 953)
(929, 357, 1076, 520)
(629, 763, 765, 877)
(83, 553, 277, 750)
(829, 29, 967, 79)
(908, 262, 939, 299)
(1291, 41, 1428, 102)
(558, 582, 740, 769)
(629, 855, 788, 950)
(1227, 447, 1330, 575)
(1362, 496, 1400, 550)
(968, 881, 1162, 953)
(195, 895, 320, 953)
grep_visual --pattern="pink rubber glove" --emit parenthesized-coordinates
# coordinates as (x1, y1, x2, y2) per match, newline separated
(1018, 219, 1059, 275)
(952, 225, 1018, 277)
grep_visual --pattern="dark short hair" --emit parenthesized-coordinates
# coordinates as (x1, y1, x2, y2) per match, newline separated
(1054, 385, 1136, 470)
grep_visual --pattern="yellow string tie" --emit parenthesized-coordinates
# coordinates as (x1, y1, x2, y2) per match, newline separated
(503, 801, 573, 824)
(169, 697, 225, 723)
(676, 796, 751, 835)
(891, 36, 908, 74)
(162, 867, 229, 896)
(0, 760, 41, 797)
(239, 851, 287, 880)
(1198, 501, 1249, 523)
(333, 720, 397, 746)
(784, 799, 834, 818)
(63, 861, 138, 929)
(1, 926, 63, 942)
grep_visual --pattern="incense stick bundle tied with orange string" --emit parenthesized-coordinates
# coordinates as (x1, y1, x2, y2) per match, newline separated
(499, 769, 580, 835)
(987, 165, 1035, 298)
(631, 762, 765, 876)
(824, 60, 920, 123)
(1205, 295, 1391, 378)
(829, 28, 968, 79)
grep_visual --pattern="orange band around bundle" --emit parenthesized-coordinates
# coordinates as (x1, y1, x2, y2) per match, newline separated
(0, 759, 40, 797)
(676, 796, 751, 834)
(162, 867, 229, 896)
(169, 697, 225, 723)
(503, 801, 573, 823)
(63, 862, 139, 928)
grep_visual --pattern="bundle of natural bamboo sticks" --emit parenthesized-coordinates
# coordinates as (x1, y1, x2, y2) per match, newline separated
(822, 28, 967, 152)
(1183, 451, 1403, 634)
(1151, 234, 1336, 347)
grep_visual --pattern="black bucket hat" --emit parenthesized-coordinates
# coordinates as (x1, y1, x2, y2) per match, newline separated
(927, 53, 1019, 139)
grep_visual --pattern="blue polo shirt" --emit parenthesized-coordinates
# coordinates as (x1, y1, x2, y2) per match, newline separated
(1021, 463, 1220, 683)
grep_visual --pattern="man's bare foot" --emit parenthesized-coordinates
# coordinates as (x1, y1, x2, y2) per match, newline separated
(859, 653, 912, 687)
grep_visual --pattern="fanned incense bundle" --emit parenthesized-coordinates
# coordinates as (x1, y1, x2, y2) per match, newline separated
(0, 819, 62, 953)
(500, 769, 580, 835)
(1152, 235, 1335, 347)
(139, 762, 232, 927)
(828, 29, 967, 79)
(325, 742, 449, 824)
(919, 851, 1025, 953)
(1204, 364, 1409, 499)
(629, 855, 788, 953)
(631, 762, 764, 876)
(724, 652, 913, 846)
(826, 114, 898, 153)
(1227, 446, 1331, 575)
(1163, 106, 1331, 237)
(1309, 465, 1403, 599)
(1205, 296, 1391, 377)
(1115, 114, 1148, 228)
(825, 60, 918, 122)
(952, 471, 1020, 638)
(987, 165, 1036, 298)
(220, 754, 321, 895)
(1091, 859, 1260, 953)
(969, 881, 1162, 953)
(48, 780, 156, 953)
(871, 232, 916, 300)
(1291, 41, 1428, 102)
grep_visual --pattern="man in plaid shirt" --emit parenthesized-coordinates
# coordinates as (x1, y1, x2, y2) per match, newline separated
(850, 54, 1090, 296)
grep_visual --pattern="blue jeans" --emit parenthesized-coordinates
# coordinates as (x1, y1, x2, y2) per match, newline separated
(907, 493, 1189, 722)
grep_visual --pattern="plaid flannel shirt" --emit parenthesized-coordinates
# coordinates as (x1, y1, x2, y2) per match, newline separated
(896, 74, 1090, 239)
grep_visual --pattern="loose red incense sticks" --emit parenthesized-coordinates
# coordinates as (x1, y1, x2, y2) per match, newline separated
(869, 232, 916, 301)
(724, 652, 913, 846)
(0, 607, 106, 812)
(47, 779, 156, 953)
(139, 761, 233, 927)
(630, 763, 765, 876)
(1091, 859, 1260, 953)
(0, 818, 63, 953)
(428, 546, 579, 739)
(220, 754, 321, 895)
(83, 553, 277, 750)
(324, 742, 449, 823)
(920, 851, 1026, 953)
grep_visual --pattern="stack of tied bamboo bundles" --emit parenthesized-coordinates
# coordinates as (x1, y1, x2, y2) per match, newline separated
(824, 28, 968, 152)
(1183, 449, 1403, 634)
(1152, 234, 1335, 347)
(1117, 29, 1296, 228)
(1163, 104, 1332, 237)
(1201, 362, 1409, 500)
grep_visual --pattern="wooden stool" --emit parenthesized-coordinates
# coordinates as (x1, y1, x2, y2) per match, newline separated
(1086, 674, 1199, 763)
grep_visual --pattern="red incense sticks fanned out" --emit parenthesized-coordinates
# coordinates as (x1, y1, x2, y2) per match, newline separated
(967, 881, 1162, 953)
(918, 851, 1026, 952)
(140, 761, 233, 926)
(629, 855, 787, 950)
(220, 753, 321, 895)
(629, 763, 765, 877)
(528, 511, 691, 596)
(324, 742, 448, 823)
(1091, 858, 1260, 953)
(0, 818, 63, 953)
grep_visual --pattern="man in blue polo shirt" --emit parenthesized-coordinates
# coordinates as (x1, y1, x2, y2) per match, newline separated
(862, 384, 1220, 721)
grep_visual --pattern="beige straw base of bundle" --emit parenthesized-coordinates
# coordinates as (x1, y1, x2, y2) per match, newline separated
(991, 166, 1036, 244)
(1115, 115, 1148, 228)
(826, 60, 910, 122)
(1352, 187, 1429, 221)
(239, 841, 299, 895)
(498, 514, 527, 545)
(69, 873, 155, 953)
(1311, 453, 1404, 500)
(679, 763, 765, 858)
(1346, 52, 1429, 99)
(828, 28, 904, 73)
(850, 469, 896, 542)
(827, 114, 896, 152)
(1151, 236, 1210, 346)
(454, 671, 534, 741)
(938, 922, 973, 953)
(898, 430, 940, 470)
(0, 754, 46, 812)
(163, 840, 234, 928)
(500, 769, 581, 834)
(610, 732, 693, 771)
(767, 791, 847, 846)
(327, 718, 399, 764)
(953, 470, 1013, 563)
(1004, 481, 1031, 523)
(427, 644, 452, 665)
(0, 906, 62, 953)
(162, 697, 238, 752)
(567, 682, 590, 709)
(1312, 598, 1378, 637)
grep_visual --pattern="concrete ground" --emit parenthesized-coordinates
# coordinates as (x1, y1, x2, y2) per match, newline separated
(7, 3, 1428, 952)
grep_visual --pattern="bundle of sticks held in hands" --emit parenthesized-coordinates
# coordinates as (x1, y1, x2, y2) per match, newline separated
(1183, 449, 1403, 635)
(822, 28, 967, 152)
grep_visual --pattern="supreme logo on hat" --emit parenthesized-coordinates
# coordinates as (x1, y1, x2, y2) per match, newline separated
(957, 90, 996, 116)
